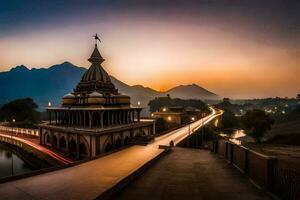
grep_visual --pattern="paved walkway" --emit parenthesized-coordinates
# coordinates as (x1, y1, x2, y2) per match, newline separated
(113, 148, 274, 200)
(0, 145, 164, 200)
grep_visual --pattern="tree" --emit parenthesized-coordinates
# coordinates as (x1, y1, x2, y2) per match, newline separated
(241, 109, 274, 143)
(155, 118, 168, 133)
(0, 98, 40, 123)
(221, 109, 240, 130)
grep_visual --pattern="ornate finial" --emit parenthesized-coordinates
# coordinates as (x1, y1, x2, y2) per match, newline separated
(94, 33, 101, 45)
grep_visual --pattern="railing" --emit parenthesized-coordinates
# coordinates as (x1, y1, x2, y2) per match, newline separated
(272, 163, 300, 200)
(211, 140, 300, 200)
(0, 126, 39, 137)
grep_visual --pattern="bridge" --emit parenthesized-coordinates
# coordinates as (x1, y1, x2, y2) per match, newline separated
(0, 108, 223, 200)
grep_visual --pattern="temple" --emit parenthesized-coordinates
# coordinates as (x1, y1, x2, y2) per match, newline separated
(39, 37, 155, 159)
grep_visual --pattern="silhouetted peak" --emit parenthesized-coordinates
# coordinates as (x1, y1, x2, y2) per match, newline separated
(48, 61, 78, 70)
(61, 61, 74, 66)
(10, 65, 29, 72)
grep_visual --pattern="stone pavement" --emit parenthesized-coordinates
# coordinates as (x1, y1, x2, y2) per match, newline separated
(112, 148, 275, 200)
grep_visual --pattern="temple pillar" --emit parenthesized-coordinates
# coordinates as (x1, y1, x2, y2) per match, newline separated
(122, 111, 126, 124)
(83, 111, 86, 127)
(49, 110, 52, 125)
(67, 111, 70, 126)
(118, 111, 121, 124)
(88, 111, 92, 128)
(100, 112, 104, 128)
(76, 134, 80, 159)
(112, 111, 115, 125)
(137, 110, 141, 122)
(54, 111, 57, 125)
(107, 111, 110, 126)
(71, 111, 74, 125)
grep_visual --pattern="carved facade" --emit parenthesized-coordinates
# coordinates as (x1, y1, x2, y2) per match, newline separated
(39, 40, 155, 159)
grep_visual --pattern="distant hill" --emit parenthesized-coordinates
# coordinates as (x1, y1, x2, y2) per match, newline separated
(164, 84, 218, 100)
(0, 62, 220, 114)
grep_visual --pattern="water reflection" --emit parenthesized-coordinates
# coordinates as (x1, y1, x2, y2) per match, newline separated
(229, 130, 246, 145)
(0, 143, 33, 178)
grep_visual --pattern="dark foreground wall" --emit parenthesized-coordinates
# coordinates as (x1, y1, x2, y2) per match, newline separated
(211, 140, 300, 200)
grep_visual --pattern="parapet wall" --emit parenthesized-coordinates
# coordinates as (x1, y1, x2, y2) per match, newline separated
(0, 126, 39, 137)
(211, 140, 276, 190)
(211, 140, 300, 200)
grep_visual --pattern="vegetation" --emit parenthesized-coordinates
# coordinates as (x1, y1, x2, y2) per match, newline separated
(241, 109, 274, 143)
(148, 96, 209, 113)
(155, 118, 179, 134)
(202, 125, 220, 141)
(220, 109, 240, 130)
(155, 118, 168, 133)
(0, 98, 40, 128)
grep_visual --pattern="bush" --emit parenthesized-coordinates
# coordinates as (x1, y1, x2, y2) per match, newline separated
(241, 109, 274, 143)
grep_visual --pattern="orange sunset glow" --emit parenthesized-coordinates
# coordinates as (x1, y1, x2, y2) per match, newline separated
(0, 1, 299, 98)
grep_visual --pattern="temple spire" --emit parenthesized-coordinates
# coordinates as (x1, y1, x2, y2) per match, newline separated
(88, 34, 104, 64)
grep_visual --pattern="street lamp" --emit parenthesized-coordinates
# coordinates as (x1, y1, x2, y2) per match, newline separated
(11, 119, 15, 176)
(201, 113, 205, 148)
(189, 117, 195, 136)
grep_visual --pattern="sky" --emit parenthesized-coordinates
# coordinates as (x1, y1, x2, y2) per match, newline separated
(0, 0, 299, 99)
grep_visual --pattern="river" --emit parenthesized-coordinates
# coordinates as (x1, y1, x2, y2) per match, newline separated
(0, 143, 34, 178)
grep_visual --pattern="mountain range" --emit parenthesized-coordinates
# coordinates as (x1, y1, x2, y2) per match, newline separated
(0, 62, 220, 113)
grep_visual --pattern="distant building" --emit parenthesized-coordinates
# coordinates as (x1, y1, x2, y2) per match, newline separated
(151, 107, 200, 125)
(39, 38, 155, 159)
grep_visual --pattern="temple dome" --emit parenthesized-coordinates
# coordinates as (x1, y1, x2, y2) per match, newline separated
(81, 62, 111, 83)
(89, 91, 103, 97)
(63, 93, 75, 99)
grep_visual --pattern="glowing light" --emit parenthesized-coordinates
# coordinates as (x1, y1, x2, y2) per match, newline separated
(282, 110, 286, 114)
(168, 116, 172, 121)
(137, 101, 141, 106)
(12, 119, 16, 123)
(48, 101, 52, 107)
(214, 118, 219, 127)
(151, 113, 154, 117)
(191, 117, 195, 121)
(163, 108, 167, 112)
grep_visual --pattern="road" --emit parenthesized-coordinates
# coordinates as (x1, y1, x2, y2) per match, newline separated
(153, 107, 222, 146)
(0, 107, 222, 200)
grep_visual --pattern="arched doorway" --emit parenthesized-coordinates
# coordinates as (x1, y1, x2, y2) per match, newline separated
(104, 142, 112, 153)
(46, 134, 51, 144)
(53, 135, 58, 148)
(79, 143, 88, 158)
(69, 139, 77, 158)
(59, 136, 67, 151)
(115, 137, 122, 149)
(124, 136, 130, 146)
